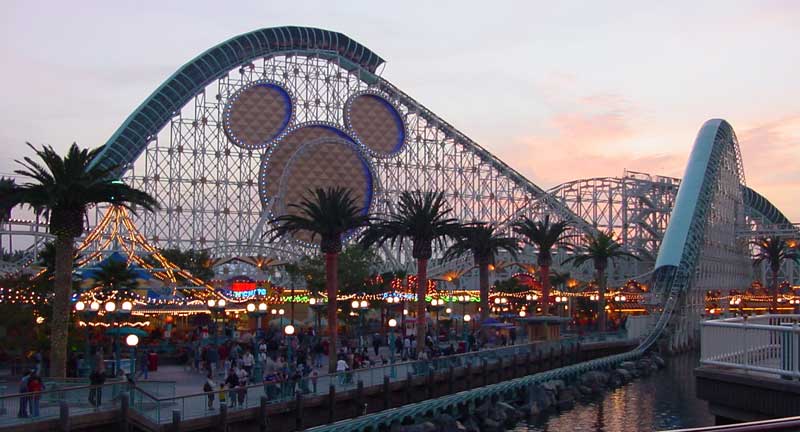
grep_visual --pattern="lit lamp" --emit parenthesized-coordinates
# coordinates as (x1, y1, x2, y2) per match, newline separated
(352, 298, 369, 348)
(126, 334, 139, 378)
(388, 318, 398, 377)
(463, 314, 472, 351)
(207, 298, 227, 346)
(284, 324, 295, 365)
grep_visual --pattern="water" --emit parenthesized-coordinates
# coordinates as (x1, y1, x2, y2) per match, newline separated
(514, 352, 714, 432)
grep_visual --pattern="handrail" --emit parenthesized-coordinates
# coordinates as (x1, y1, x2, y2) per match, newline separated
(664, 416, 800, 432)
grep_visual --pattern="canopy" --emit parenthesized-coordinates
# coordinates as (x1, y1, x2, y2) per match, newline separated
(106, 326, 148, 337)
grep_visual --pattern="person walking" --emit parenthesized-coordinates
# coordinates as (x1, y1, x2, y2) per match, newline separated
(17, 370, 31, 418)
(27, 374, 44, 417)
(242, 349, 255, 381)
(224, 369, 239, 408)
(203, 373, 216, 410)
(137, 350, 149, 380)
(88, 369, 106, 407)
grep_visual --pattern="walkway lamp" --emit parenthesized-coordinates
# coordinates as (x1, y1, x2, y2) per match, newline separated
(75, 300, 99, 376)
(309, 295, 327, 338)
(207, 299, 227, 346)
(429, 297, 445, 341)
(352, 299, 370, 348)
(463, 314, 471, 352)
(388, 318, 398, 377)
(104, 300, 132, 375)
(284, 324, 295, 366)
(126, 334, 139, 377)
(247, 301, 268, 337)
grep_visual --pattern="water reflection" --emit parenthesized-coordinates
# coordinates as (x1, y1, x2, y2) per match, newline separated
(515, 352, 714, 431)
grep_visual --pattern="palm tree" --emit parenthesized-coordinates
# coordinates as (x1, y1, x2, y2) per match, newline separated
(92, 259, 140, 295)
(360, 191, 460, 348)
(511, 215, 570, 314)
(268, 187, 370, 373)
(565, 231, 638, 332)
(0, 177, 17, 257)
(550, 270, 572, 317)
(752, 237, 800, 313)
(9, 143, 158, 377)
(445, 223, 520, 321)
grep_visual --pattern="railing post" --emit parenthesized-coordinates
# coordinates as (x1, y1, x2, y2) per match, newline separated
(259, 396, 269, 432)
(218, 403, 228, 432)
(327, 384, 336, 424)
(427, 369, 435, 398)
(295, 392, 304, 430)
(404, 372, 413, 404)
(59, 401, 70, 432)
(448, 365, 454, 393)
(465, 362, 472, 389)
(172, 409, 182, 432)
(355, 380, 364, 417)
(119, 393, 130, 432)
(482, 359, 488, 386)
(383, 376, 391, 409)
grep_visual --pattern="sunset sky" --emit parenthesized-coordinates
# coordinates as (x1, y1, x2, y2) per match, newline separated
(1, 0, 797, 220)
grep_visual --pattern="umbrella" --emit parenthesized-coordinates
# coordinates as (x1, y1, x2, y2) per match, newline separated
(105, 327, 148, 337)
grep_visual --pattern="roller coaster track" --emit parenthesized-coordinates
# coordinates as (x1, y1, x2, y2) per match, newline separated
(306, 119, 745, 431)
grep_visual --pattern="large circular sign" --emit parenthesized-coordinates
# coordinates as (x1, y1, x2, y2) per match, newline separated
(223, 81, 292, 150)
(345, 93, 406, 157)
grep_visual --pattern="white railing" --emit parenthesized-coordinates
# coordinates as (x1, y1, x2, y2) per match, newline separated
(701, 314, 800, 378)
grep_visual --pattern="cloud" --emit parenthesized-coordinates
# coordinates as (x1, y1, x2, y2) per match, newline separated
(738, 115, 800, 221)
(494, 87, 687, 187)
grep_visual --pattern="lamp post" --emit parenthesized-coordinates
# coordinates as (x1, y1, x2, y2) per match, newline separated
(207, 299, 227, 346)
(126, 334, 139, 377)
(74, 301, 99, 376)
(525, 293, 539, 316)
(247, 302, 268, 337)
(309, 295, 327, 339)
(352, 299, 369, 349)
(463, 314, 471, 352)
(104, 300, 133, 375)
(428, 297, 445, 343)
(388, 318, 397, 378)
(284, 324, 295, 368)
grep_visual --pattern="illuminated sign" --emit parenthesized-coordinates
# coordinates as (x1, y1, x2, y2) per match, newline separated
(232, 281, 257, 292)
(227, 280, 266, 298)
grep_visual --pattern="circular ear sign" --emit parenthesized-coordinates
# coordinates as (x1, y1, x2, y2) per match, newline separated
(224, 82, 292, 150)
(345, 93, 406, 157)
(274, 138, 373, 245)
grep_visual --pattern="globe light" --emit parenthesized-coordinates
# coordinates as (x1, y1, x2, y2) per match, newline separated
(403, 309, 408, 316)
(247, 303, 256, 312)
(501, 298, 508, 304)
(218, 299, 226, 308)
(90, 301, 101, 311)
(271, 309, 277, 315)
(258, 302, 267, 311)
(104, 302, 116, 313)
(519, 310, 527, 317)
(207, 299, 216, 308)
(533, 295, 539, 301)
(279, 309, 285, 315)
(352, 300, 360, 309)
(464, 314, 471, 322)
(121, 301, 133, 311)
(126, 334, 139, 347)
(309, 298, 316, 305)
(525, 294, 532, 301)
(494, 298, 500, 305)
(284, 324, 295, 335)
(75, 301, 86, 312)
(360, 300, 368, 308)
(35, 316, 45, 324)
(445, 307, 452, 314)
(388, 318, 397, 328)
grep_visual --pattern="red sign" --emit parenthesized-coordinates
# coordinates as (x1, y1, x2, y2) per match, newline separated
(231, 281, 257, 292)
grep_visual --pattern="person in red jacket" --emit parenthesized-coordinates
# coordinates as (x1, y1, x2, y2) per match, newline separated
(27, 374, 45, 417)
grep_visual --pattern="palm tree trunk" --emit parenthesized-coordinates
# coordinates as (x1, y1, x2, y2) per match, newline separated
(598, 268, 607, 333)
(50, 236, 74, 377)
(771, 268, 779, 314)
(478, 260, 490, 322)
(326, 252, 339, 374)
(416, 258, 428, 355)
(539, 264, 551, 315)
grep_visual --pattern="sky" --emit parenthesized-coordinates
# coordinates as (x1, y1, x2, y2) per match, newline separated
(0, 0, 798, 220)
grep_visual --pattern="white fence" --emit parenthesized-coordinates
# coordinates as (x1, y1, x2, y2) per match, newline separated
(700, 314, 800, 378)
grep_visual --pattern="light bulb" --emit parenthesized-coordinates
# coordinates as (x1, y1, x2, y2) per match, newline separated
(207, 299, 216, 308)
(284, 324, 295, 335)
(126, 334, 139, 347)
(247, 303, 256, 312)
(90, 301, 101, 311)
(351, 300, 359, 309)
(258, 302, 267, 311)
(388, 318, 397, 328)
(75, 301, 85, 312)
(218, 299, 226, 308)
(122, 301, 133, 311)
(464, 314, 471, 322)
(104, 302, 116, 313)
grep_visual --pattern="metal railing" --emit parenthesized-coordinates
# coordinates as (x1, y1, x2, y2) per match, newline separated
(700, 314, 800, 379)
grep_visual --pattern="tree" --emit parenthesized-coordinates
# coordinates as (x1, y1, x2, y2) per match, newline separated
(361, 191, 460, 346)
(92, 259, 139, 295)
(8, 143, 158, 377)
(751, 237, 800, 313)
(565, 231, 638, 332)
(268, 187, 370, 373)
(158, 248, 215, 282)
(511, 215, 570, 314)
(445, 223, 520, 321)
